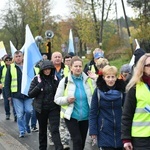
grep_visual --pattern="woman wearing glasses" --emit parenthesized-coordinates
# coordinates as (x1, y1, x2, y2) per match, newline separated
(122, 53, 150, 150)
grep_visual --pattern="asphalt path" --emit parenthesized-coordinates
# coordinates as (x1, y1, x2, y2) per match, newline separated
(0, 96, 98, 150)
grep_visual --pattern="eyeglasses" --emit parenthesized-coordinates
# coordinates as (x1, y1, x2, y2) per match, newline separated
(144, 64, 150, 67)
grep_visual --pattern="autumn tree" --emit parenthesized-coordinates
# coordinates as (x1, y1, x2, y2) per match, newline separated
(127, 0, 150, 51)
(0, 0, 52, 50)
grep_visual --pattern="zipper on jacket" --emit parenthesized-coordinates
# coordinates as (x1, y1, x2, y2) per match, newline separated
(100, 118, 104, 131)
(112, 101, 117, 147)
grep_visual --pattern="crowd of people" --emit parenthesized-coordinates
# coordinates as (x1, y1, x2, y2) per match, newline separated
(0, 46, 149, 150)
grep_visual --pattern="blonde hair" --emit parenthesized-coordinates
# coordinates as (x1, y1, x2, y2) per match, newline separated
(102, 65, 118, 76)
(96, 58, 109, 70)
(126, 53, 150, 91)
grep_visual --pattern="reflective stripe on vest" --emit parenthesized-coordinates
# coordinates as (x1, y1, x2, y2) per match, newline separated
(132, 82, 150, 137)
(1, 65, 7, 86)
(60, 78, 94, 118)
(10, 63, 18, 92)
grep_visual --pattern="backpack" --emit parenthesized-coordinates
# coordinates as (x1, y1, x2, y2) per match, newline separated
(64, 76, 68, 90)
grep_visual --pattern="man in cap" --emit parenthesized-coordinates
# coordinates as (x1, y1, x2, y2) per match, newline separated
(84, 48, 104, 75)
(0, 54, 16, 121)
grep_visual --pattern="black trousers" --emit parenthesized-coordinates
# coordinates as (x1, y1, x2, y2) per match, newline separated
(65, 118, 88, 150)
(36, 108, 63, 150)
(132, 137, 150, 150)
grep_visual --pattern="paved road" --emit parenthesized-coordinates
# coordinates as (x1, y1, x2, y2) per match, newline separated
(0, 97, 98, 150)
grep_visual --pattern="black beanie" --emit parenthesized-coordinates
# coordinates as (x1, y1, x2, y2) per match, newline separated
(134, 48, 146, 65)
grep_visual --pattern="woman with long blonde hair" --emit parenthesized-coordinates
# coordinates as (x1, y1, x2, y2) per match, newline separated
(122, 53, 150, 150)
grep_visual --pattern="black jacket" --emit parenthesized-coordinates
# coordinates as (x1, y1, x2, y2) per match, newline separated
(28, 71, 59, 113)
(121, 86, 136, 140)
(83, 59, 98, 75)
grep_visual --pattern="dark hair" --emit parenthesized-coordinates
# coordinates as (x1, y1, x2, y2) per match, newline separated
(63, 54, 72, 62)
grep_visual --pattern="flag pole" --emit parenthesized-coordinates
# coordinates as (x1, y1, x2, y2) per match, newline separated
(121, 0, 134, 54)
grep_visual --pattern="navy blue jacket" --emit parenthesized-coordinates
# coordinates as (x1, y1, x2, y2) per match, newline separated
(89, 76, 125, 148)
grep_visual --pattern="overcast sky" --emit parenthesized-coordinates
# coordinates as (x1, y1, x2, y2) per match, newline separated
(0, 0, 136, 19)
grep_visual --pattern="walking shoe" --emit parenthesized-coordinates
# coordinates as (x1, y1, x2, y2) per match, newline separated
(6, 115, 10, 120)
(63, 145, 70, 149)
(19, 133, 25, 138)
(31, 127, 39, 132)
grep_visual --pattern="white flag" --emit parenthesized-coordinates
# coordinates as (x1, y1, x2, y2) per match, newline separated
(68, 29, 75, 54)
(0, 41, 7, 59)
(129, 39, 140, 66)
(10, 41, 17, 57)
(21, 24, 42, 96)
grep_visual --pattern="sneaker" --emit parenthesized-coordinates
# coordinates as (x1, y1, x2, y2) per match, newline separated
(31, 127, 38, 132)
(63, 145, 70, 149)
(6, 115, 10, 120)
(19, 133, 25, 138)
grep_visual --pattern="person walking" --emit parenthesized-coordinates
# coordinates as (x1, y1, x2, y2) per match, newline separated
(54, 56, 95, 150)
(5, 51, 33, 138)
(28, 60, 63, 150)
(89, 65, 125, 150)
(0, 54, 16, 121)
(51, 51, 69, 81)
(121, 53, 150, 150)
(84, 48, 104, 75)
(118, 64, 132, 85)
(4, 51, 33, 137)
(50, 51, 70, 149)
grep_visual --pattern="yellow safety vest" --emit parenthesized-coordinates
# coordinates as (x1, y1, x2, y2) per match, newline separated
(10, 63, 18, 92)
(90, 64, 96, 73)
(34, 67, 40, 75)
(64, 65, 69, 77)
(60, 78, 94, 118)
(132, 82, 150, 137)
(1, 61, 5, 66)
(1, 65, 7, 86)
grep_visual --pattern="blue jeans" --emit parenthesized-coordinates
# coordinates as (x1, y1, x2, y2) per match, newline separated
(12, 98, 33, 135)
(31, 108, 37, 128)
(2, 88, 16, 116)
